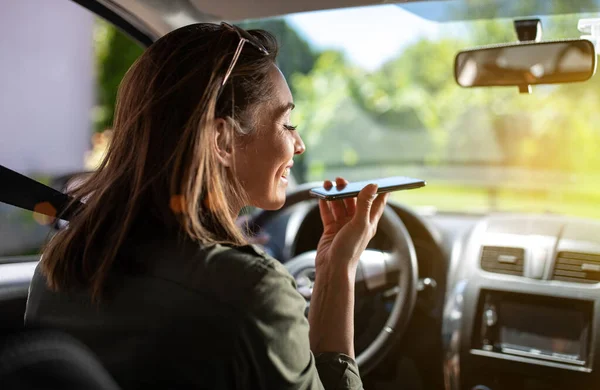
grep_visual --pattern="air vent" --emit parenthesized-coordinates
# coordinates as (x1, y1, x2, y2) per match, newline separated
(552, 252, 600, 284)
(480, 246, 524, 276)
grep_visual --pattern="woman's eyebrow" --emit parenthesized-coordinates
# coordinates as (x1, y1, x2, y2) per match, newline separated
(275, 102, 295, 118)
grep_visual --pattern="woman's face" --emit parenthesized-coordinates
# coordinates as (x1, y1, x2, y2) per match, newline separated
(233, 65, 305, 210)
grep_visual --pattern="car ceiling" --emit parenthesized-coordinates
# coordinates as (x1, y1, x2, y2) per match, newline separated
(91, 0, 391, 40)
(88, 0, 600, 42)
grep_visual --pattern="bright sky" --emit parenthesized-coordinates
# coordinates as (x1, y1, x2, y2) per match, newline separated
(285, 5, 441, 71)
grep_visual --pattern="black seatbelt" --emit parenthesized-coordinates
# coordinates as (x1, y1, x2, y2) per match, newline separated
(0, 165, 80, 221)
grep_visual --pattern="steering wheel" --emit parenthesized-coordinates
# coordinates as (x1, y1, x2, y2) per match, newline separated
(251, 184, 419, 375)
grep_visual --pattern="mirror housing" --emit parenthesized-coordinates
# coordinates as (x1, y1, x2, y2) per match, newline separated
(455, 39, 597, 91)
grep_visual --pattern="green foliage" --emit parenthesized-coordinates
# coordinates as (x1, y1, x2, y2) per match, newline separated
(238, 19, 318, 89)
(92, 18, 315, 129)
(93, 20, 144, 132)
(348, 38, 465, 134)
(238, 19, 319, 181)
(291, 51, 357, 179)
(92, 18, 317, 180)
(288, 10, 600, 218)
(90, 11, 600, 215)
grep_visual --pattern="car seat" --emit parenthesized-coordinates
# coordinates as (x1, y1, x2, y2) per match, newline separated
(0, 328, 119, 390)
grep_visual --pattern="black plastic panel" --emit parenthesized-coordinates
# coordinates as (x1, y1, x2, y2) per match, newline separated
(480, 246, 525, 276)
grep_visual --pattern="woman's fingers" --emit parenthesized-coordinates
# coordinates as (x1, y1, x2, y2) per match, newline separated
(334, 177, 357, 217)
(321, 178, 367, 224)
(330, 199, 348, 221)
(370, 192, 389, 225)
(334, 177, 348, 188)
(354, 184, 378, 224)
(344, 197, 357, 218)
(319, 199, 334, 227)
(319, 180, 335, 226)
(329, 177, 350, 221)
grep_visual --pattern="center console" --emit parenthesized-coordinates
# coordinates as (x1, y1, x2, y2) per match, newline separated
(473, 291, 593, 369)
(443, 215, 600, 390)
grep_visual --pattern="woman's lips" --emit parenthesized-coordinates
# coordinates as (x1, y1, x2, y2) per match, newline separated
(281, 162, 293, 179)
(280, 163, 293, 185)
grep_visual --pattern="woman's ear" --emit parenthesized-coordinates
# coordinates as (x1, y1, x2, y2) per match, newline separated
(213, 117, 234, 167)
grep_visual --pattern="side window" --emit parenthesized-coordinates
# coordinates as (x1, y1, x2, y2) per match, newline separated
(0, 1, 142, 263)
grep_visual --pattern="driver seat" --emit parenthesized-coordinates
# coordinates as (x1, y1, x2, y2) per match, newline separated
(0, 328, 119, 390)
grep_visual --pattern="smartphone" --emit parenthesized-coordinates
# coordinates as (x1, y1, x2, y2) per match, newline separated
(309, 176, 426, 201)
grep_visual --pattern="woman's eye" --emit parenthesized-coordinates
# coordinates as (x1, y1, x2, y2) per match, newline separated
(283, 124, 298, 131)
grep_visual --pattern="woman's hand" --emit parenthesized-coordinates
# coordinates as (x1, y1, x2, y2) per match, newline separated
(315, 177, 388, 273)
(309, 177, 389, 358)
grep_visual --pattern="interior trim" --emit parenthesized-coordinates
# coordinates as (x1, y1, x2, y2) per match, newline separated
(70, 0, 157, 46)
(0, 262, 38, 301)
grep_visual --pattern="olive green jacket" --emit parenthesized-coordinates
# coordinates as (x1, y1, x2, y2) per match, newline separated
(25, 233, 363, 389)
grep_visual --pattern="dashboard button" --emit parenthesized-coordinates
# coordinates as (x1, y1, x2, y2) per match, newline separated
(484, 307, 497, 327)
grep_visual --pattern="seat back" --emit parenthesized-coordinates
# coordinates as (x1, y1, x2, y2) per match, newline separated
(0, 329, 119, 390)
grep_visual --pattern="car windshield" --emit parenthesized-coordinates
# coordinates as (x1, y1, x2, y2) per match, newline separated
(239, 2, 600, 218)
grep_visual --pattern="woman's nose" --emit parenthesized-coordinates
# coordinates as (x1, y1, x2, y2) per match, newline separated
(294, 132, 306, 155)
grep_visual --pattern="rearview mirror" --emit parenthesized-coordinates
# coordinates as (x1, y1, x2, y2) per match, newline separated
(455, 39, 596, 89)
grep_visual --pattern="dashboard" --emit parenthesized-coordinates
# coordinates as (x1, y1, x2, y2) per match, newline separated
(257, 199, 600, 390)
(444, 213, 600, 390)
(3, 198, 600, 390)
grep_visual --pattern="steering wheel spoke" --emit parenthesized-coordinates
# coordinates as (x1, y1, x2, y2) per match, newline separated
(356, 250, 403, 294)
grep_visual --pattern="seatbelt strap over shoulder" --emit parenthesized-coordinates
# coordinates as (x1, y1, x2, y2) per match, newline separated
(0, 165, 78, 221)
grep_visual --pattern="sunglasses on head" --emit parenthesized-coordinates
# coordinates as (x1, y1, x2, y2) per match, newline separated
(219, 22, 269, 94)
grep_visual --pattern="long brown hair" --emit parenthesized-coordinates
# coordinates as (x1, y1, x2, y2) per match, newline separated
(41, 23, 279, 300)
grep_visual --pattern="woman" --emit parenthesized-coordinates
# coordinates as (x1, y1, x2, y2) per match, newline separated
(25, 23, 388, 389)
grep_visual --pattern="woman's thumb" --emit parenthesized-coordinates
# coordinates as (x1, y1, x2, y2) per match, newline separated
(355, 184, 378, 222)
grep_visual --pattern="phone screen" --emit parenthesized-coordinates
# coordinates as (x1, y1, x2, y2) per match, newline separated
(309, 176, 425, 200)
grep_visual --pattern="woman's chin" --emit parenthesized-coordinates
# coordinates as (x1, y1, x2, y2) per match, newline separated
(262, 197, 286, 211)
(257, 192, 286, 211)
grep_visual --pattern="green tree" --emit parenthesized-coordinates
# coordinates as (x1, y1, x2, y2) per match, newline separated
(238, 19, 318, 90)
(238, 19, 319, 181)
(291, 8, 600, 179)
(291, 51, 352, 180)
(94, 20, 144, 132)
(348, 38, 466, 133)
(93, 19, 317, 132)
